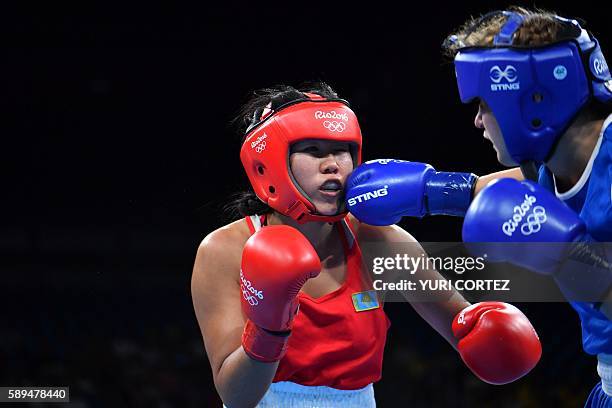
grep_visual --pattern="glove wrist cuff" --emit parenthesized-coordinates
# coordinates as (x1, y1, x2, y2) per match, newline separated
(242, 319, 290, 363)
(426, 172, 478, 217)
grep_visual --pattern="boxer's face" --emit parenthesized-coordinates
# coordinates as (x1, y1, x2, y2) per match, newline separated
(474, 100, 516, 166)
(290, 139, 354, 215)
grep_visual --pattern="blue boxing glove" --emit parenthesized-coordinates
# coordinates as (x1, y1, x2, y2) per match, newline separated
(462, 178, 586, 273)
(345, 159, 478, 226)
(463, 178, 612, 302)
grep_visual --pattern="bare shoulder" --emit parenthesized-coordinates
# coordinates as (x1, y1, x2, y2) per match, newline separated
(192, 218, 253, 377)
(193, 218, 251, 283)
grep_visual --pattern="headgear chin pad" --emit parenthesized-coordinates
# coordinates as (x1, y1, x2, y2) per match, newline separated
(240, 94, 363, 224)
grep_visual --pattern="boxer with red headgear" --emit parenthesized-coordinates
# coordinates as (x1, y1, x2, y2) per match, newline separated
(191, 83, 541, 408)
(240, 92, 362, 223)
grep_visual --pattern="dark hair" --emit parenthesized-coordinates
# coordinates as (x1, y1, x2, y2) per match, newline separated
(225, 81, 341, 220)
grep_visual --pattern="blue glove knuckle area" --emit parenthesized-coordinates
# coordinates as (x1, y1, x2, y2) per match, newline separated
(462, 178, 612, 306)
(347, 167, 372, 187)
(463, 178, 584, 244)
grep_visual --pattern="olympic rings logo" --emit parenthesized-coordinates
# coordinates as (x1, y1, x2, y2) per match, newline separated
(520, 206, 547, 236)
(241, 284, 259, 306)
(502, 194, 544, 237)
(250, 133, 267, 153)
(255, 140, 266, 153)
(239, 270, 264, 306)
(323, 121, 346, 132)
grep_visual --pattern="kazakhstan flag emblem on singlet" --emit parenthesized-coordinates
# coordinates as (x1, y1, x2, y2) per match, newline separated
(352, 290, 380, 312)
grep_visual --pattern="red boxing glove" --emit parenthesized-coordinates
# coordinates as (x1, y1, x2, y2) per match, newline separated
(240, 225, 321, 363)
(452, 302, 542, 385)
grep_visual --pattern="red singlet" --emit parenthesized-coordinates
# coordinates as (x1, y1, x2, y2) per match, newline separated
(245, 215, 391, 390)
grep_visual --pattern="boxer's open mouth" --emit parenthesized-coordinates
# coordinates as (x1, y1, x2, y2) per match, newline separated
(319, 179, 343, 196)
(319, 179, 342, 191)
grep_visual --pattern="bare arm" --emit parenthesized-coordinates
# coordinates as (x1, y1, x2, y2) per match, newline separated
(474, 167, 524, 196)
(354, 218, 469, 349)
(191, 227, 277, 408)
(391, 228, 469, 350)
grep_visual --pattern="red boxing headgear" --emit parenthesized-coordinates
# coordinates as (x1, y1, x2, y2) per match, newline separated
(240, 93, 363, 223)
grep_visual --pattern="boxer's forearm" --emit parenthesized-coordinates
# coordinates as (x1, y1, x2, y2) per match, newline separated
(474, 167, 524, 196)
(409, 292, 469, 350)
(215, 346, 279, 408)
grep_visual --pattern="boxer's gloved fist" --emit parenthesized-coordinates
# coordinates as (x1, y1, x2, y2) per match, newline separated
(240, 225, 321, 362)
(453, 302, 542, 385)
(462, 178, 587, 274)
(345, 159, 478, 226)
(463, 178, 612, 304)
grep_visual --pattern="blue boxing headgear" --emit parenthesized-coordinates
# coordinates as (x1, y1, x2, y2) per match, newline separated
(452, 11, 612, 164)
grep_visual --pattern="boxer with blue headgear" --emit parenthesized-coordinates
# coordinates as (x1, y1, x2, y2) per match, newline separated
(447, 8, 612, 406)
(345, 7, 612, 405)
(450, 9, 611, 176)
